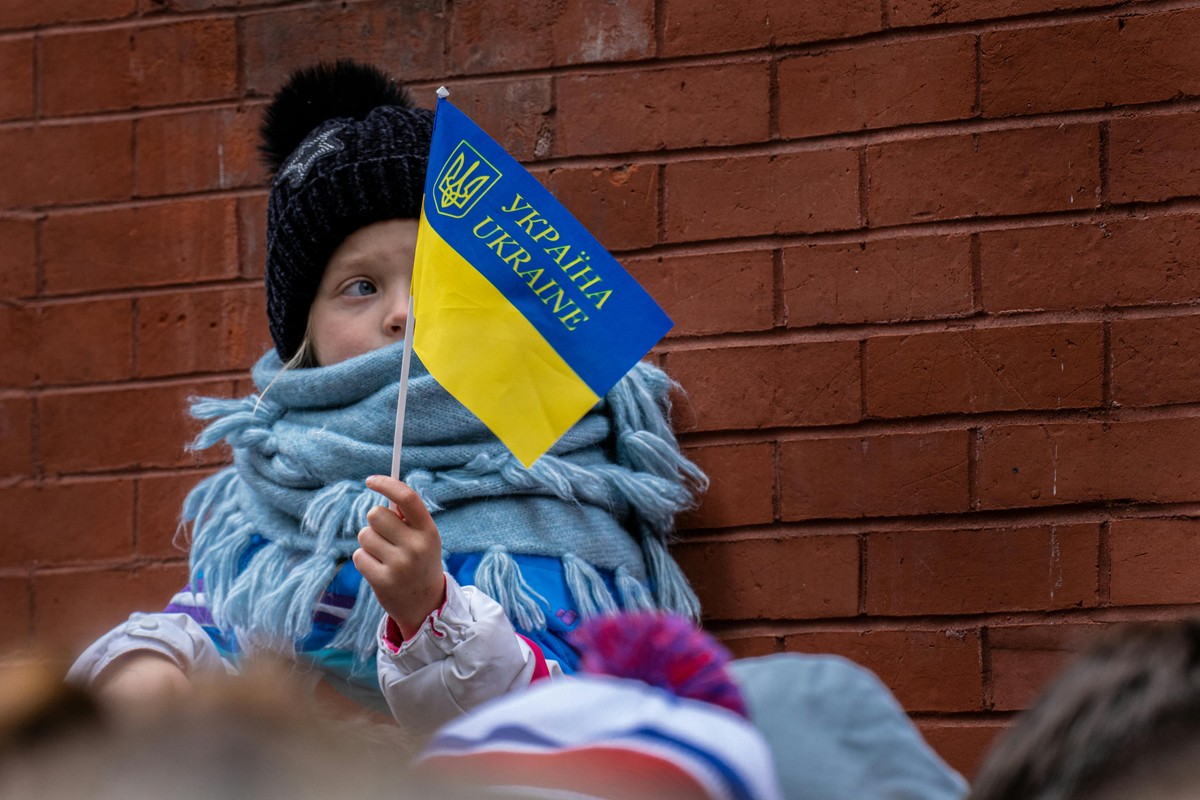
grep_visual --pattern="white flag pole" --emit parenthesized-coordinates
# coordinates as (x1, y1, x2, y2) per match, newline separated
(389, 85, 446, 508)
(389, 295, 417, 506)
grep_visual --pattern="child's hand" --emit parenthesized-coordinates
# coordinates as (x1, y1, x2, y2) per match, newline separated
(353, 475, 446, 641)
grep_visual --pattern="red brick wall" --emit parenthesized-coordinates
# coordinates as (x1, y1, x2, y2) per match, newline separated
(4, 0, 1200, 778)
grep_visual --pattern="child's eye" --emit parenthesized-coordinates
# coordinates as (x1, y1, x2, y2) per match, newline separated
(343, 280, 377, 297)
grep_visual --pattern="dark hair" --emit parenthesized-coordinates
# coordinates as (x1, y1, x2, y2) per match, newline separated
(969, 619, 1200, 800)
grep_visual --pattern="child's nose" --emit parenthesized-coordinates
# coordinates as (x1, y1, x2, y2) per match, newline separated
(384, 295, 410, 336)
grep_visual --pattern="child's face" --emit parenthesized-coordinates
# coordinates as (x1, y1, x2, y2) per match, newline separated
(308, 218, 419, 366)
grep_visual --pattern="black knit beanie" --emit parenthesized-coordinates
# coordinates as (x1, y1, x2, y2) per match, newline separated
(259, 60, 435, 362)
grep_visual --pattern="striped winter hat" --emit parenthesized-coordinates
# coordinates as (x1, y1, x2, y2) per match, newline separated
(418, 613, 781, 800)
(420, 677, 781, 800)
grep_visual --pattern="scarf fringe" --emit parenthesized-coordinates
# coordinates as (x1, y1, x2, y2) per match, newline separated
(221, 540, 298, 646)
(470, 551, 662, 630)
(474, 546, 548, 631)
(408, 451, 697, 539)
(189, 395, 281, 452)
(619, 429, 709, 500)
(644, 536, 701, 622)
(327, 577, 386, 678)
(563, 553, 618, 619)
(185, 470, 253, 626)
(300, 481, 377, 551)
(615, 566, 657, 612)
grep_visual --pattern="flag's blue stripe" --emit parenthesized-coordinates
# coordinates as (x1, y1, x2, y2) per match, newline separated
(423, 98, 672, 397)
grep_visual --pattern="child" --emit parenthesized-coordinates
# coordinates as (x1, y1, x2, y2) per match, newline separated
(68, 61, 707, 733)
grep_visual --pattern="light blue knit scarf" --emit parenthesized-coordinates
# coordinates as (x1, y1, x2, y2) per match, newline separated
(183, 341, 707, 666)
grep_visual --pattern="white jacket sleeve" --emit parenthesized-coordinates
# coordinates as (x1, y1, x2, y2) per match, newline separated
(377, 574, 562, 738)
(67, 612, 234, 687)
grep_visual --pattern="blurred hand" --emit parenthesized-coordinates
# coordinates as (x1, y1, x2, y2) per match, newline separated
(95, 651, 190, 708)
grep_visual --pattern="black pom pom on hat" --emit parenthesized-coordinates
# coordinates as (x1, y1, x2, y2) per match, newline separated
(260, 60, 435, 363)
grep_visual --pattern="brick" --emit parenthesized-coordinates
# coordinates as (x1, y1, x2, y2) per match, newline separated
(780, 36, 974, 138)
(1110, 112, 1200, 204)
(537, 164, 658, 251)
(1113, 314, 1200, 407)
(890, 0, 1117, 26)
(867, 525, 1098, 616)
(982, 12, 1200, 118)
(669, 341, 860, 431)
(0, 576, 30, 647)
(42, 199, 239, 295)
(663, 0, 879, 55)
(1110, 518, 1200, 606)
(136, 285, 270, 378)
(626, 250, 774, 337)
(33, 563, 187, 653)
(866, 322, 1104, 418)
(32, 298, 134, 386)
(40, 28, 133, 116)
(867, 125, 1100, 226)
(666, 150, 859, 242)
(241, 2, 445, 96)
(0, 480, 134, 567)
(556, 63, 769, 156)
(780, 430, 969, 520)
(784, 235, 973, 327)
(0, 305, 36, 388)
(0, 0, 135, 30)
(988, 623, 1104, 710)
(916, 720, 1008, 780)
(0, 217, 36, 299)
(449, 0, 653, 72)
(675, 534, 860, 620)
(977, 417, 1200, 510)
(719, 635, 777, 659)
(0, 36, 33, 120)
(979, 216, 1200, 313)
(678, 443, 774, 530)
(232, 376, 255, 397)
(160, 0, 255, 8)
(136, 471, 207, 558)
(136, 106, 265, 196)
(39, 379, 233, 475)
(437, 78, 553, 162)
(784, 628, 983, 712)
(0, 121, 132, 209)
(239, 193, 268, 280)
(132, 20, 237, 108)
(0, 397, 33, 478)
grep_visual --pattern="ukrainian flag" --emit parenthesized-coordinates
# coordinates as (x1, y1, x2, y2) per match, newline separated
(412, 96, 672, 467)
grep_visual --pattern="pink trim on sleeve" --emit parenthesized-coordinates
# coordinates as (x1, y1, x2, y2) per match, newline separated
(516, 634, 552, 683)
(383, 616, 406, 653)
(382, 575, 451, 653)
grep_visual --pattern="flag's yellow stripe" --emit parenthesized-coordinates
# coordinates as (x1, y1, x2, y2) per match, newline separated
(413, 211, 601, 467)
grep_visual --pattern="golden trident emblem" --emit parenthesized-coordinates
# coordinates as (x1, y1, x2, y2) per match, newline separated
(433, 141, 501, 219)
(439, 153, 488, 210)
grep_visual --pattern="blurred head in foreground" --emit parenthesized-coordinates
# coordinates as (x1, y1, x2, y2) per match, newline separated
(0, 656, 450, 800)
(969, 618, 1200, 800)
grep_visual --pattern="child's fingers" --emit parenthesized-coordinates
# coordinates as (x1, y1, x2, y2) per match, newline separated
(365, 475, 436, 531)
(364, 505, 409, 547)
(351, 546, 386, 586)
(356, 525, 394, 561)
